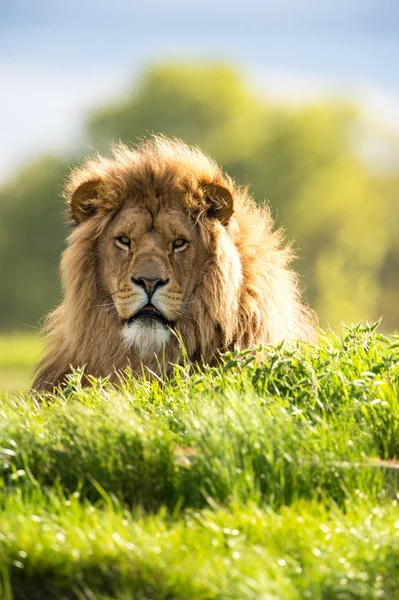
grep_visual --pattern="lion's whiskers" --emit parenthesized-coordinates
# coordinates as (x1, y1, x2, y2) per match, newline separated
(90, 302, 116, 310)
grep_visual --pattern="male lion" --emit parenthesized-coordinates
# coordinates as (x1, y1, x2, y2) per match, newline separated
(33, 136, 315, 390)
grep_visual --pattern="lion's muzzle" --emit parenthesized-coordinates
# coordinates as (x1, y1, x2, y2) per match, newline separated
(131, 276, 170, 300)
(125, 304, 174, 328)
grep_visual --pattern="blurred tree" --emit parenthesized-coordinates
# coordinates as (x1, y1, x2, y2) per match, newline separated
(239, 105, 392, 325)
(0, 156, 68, 329)
(88, 64, 267, 164)
(377, 172, 399, 329)
(0, 63, 398, 331)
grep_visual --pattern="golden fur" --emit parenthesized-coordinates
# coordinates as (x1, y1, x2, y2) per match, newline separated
(33, 136, 315, 390)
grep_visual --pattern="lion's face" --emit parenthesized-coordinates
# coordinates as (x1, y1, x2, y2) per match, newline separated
(99, 201, 207, 357)
(65, 148, 235, 363)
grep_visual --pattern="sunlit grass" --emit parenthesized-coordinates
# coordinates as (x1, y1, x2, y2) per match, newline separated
(1, 491, 399, 600)
(0, 332, 42, 392)
(0, 323, 399, 598)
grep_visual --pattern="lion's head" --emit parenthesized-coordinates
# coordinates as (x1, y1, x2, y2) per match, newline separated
(33, 136, 315, 390)
(82, 177, 235, 361)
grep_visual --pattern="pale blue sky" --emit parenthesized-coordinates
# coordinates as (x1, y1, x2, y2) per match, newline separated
(1, 0, 398, 180)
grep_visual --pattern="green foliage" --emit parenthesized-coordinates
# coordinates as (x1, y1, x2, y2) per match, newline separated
(0, 155, 68, 329)
(1, 326, 399, 597)
(88, 64, 266, 164)
(2, 494, 399, 599)
(0, 63, 398, 330)
(243, 110, 392, 324)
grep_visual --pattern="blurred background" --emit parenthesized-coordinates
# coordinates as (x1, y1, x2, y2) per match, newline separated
(1, 0, 398, 389)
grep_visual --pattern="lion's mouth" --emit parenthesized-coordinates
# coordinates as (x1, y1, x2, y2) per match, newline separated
(125, 304, 173, 328)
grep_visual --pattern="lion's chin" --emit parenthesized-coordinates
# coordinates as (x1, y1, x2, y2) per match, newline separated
(122, 318, 171, 358)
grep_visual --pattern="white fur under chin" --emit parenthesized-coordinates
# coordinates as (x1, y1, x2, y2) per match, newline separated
(122, 319, 171, 359)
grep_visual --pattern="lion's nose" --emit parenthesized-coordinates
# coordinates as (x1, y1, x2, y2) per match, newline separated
(132, 276, 169, 299)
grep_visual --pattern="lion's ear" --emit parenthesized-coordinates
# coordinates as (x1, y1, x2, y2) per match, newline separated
(203, 183, 234, 225)
(70, 179, 102, 224)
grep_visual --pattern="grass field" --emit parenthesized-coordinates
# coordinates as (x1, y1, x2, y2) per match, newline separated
(0, 323, 399, 598)
(0, 333, 42, 392)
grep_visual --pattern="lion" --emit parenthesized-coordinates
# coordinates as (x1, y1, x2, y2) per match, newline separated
(33, 135, 316, 390)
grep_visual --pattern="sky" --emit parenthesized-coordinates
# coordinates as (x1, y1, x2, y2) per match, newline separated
(1, 0, 398, 182)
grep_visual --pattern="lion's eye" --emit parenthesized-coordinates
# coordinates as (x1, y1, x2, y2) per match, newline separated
(116, 235, 131, 249)
(172, 238, 188, 252)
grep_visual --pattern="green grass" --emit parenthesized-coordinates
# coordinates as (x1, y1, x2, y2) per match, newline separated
(0, 333, 42, 392)
(1, 323, 399, 598)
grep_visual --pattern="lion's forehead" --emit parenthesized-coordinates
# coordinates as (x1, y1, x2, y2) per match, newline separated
(110, 205, 194, 242)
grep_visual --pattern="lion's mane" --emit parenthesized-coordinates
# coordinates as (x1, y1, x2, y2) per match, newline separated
(33, 136, 315, 390)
